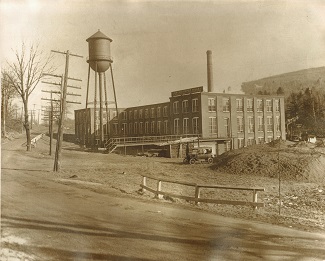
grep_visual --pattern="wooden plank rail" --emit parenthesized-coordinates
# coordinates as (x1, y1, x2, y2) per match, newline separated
(141, 175, 265, 209)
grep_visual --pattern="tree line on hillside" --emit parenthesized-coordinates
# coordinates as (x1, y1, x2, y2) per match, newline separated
(241, 76, 325, 137)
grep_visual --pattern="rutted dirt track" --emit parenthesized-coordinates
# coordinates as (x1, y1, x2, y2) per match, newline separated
(1, 134, 325, 260)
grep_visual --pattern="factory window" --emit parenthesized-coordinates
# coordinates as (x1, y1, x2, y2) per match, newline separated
(182, 100, 189, 113)
(134, 110, 138, 119)
(164, 120, 169, 134)
(173, 101, 179, 114)
(122, 123, 127, 135)
(129, 123, 133, 135)
(145, 122, 149, 134)
(145, 109, 149, 119)
(134, 122, 138, 134)
(183, 118, 189, 134)
(208, 98, 216, 112)
(192, 117, 199, 134)
(157, 121, 161, 134)
(129, 111, 133, 120)
(247, 99, 253, 112)
(224, 117, 230, 137)
(103, 111, 107, 122)
(258, 137, 264, 144)
(174, 118, 179, 134)
(266, 100, 272, 112)
(209, 117, 217, 135)
(267, 116, 273, 132)
(113, 123, 118, 135)
(238, 138, 244, 148)
(258, 116, 264, 132)
(257, 99, 263, 112)
(163, 106, 168, 117)
(151, 108, 155, 118)
(248, 116, 254, 133)
(247, 138, 254, 146)
(236, 98, 243, 112)
(139, 122, 143, 134)
(237, 117, 244, 133)
(139, 109, 143, 119)
(122, 111, 127, 120)
(222, 98, 230, 112)
(192, 99, 199, 112)
(276, 116, 280, 132)
(157, 107, 161, 118)
(151, 121, 155, 133)
(275, 99, 280, 112)
(224, 141, 231, 152)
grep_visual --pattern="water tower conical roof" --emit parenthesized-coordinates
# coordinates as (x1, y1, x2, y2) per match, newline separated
(86, 30, 112, 42)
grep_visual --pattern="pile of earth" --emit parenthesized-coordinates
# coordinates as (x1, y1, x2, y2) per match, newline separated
(212, 140, 325, 183)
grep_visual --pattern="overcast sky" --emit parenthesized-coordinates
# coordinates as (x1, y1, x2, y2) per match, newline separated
(1, 0, 325, 113)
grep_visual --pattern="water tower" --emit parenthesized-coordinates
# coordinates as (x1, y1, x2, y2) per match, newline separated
(85, 30, 117, 148)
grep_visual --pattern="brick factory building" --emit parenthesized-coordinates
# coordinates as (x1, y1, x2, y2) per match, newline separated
(75, 86, 285, 157)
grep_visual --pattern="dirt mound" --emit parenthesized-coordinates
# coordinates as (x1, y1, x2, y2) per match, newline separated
(212, 142, 325, 183)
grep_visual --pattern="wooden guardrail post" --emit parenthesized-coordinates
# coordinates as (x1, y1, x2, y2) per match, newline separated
(142, 176, 147, 192)
(195, 185, 200, 205)
(156, 180, 163, 199)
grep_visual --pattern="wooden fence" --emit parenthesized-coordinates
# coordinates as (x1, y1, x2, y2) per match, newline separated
(22, 133, 44, 148)
(140, 175, 265, 209)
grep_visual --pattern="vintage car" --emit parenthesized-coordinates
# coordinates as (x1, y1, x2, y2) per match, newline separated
(183, 146, 215, 164)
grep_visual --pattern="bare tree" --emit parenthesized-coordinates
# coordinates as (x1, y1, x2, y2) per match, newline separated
(4, 42, 54, 151)
(1, 69, 18, 136)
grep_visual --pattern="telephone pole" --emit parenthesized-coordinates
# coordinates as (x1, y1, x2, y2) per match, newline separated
(49, 50, 82, 172)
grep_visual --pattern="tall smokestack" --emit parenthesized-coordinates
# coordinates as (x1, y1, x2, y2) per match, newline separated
(207, 50, 214, 92)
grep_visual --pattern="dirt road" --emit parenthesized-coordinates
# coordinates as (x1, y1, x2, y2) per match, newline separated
(1, 135, 325, 260)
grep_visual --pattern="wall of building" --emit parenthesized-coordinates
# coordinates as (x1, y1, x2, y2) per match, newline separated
(169, 91, 202, 137)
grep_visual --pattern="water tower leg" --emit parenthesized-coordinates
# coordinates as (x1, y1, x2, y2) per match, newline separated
(84, 64, 90, 147)
(110, 64, 119, 135)
(104, 72, 110, 139)
(99, 72, 104, 147)
(93, 62, 98, 150)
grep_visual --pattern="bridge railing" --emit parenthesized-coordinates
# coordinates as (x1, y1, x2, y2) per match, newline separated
(140, 175, 265, 209)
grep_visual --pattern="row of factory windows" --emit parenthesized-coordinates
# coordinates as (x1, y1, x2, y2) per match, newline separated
(237, 136, 281, 149)
(93, 115, 280, 137)
(110, 118, 200, 136)
(86, 97, 281, 124)
(119, 97, 280, 121)
(123, 99, 199, 121)
(208, 115, 281, 136)
(207, 98, 281, 113)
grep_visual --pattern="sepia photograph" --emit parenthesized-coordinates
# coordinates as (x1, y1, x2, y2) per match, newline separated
(1, 0, 325, 260)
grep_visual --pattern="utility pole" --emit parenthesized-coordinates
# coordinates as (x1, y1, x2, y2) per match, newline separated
(42, 77, 81, 157)
(21, 105, 24, 134)
(48, 50, 82, 172)
(30, 109, 33, 130)
(33, 104, 36, 126)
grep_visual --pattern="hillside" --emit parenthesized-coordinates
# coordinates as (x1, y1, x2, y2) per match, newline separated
(241, 67, 325, 96)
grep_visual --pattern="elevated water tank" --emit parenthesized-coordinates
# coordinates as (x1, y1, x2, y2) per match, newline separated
(86, 30, 113, 72)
